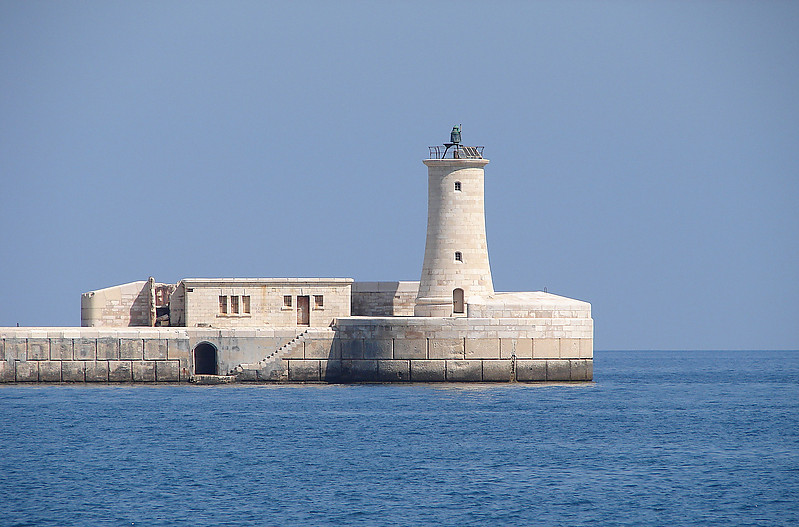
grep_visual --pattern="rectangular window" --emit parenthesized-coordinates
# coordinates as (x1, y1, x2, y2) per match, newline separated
(455, 251, 463, 262)
(283, 295, 292, 308)
(231, 295, 239, 314)
(219, 295, 228, 314)
(242, 296, 250, 314)
(314, 295, 324, 309)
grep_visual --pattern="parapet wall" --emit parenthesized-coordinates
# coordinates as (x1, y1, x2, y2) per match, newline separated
(351, 281, 419, 316)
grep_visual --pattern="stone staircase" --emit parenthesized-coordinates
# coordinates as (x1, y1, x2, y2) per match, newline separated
(231, 328, 323, 382)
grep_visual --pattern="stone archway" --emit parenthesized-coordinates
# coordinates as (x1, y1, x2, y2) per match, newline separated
(193, 342, 218, 375)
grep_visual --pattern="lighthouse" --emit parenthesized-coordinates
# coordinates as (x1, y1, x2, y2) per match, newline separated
(415, 129, 494, 317)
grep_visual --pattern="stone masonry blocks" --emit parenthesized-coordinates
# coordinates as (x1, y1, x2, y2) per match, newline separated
(85, 361, 109, 382)
(144, 339, 168, 360)
(289, 360, 321, 381)
(132, 361, 156, 382)
(97, 338, 120, 360)
(429, 338, 464, 360)
(393, 339, 427, 360)
(410, 360, 446, 382)
(108, 361, 133, 382)
(500, 338, 533, 359)
(446, 360, 482, 382)
(341, 360, 378, 382)
(61, 361, 85, 382)
(482, 360, 513, 382)
(321, 360, 342, 382)
(560, 338, 581, 359)
(304, 339, 336, 359)
(363, 339, 393, 360)
(0, 360, 15, 383)
(40, 361, 61, 382)
(533, 338, 560, 359)
(167, 339, 190, 369)
(120, 339, 144, 360)
(156, 361, 180, 382)
(51, 339, 74, 360)
(378, 360, 410, 382)
(579, 339, 593, 358)
(570, 359, 592, 381)
(27, 338, 50, 360)
(547, 360, 571, 381)
(465, 339, 500, 359)
(5, 338, 26, 361)
(16, 361, 39, 382)
(515, 360, 546, 382)
(75, 338, 97, 360)
(338, 339, 363, 360)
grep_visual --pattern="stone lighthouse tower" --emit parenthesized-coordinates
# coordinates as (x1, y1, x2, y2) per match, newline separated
(415, 128, 494, 317)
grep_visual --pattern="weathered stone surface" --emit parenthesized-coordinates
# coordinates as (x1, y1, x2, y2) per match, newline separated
(363, 339, 392, 360)
(108, 361, 133, 382)
(16, 361, 38, 382)
(560, 338, 581, 359)
(337, 339, 363, 360)
(570, 359, 592, 381)
(289, 360, 320, 381)
(579, 338, 593, 358)
(85, 361, 109, 382)
(304, 338, 336, 359)
(97, 338, 120, 360)
(61, 361, 85, 382)
(378, 360, 410, 382)
(429, 338, 464, 360)
(167, 339, 190, 369)
(410, 360, 446, 382)
(341, 360, 378, 382)
(144, 339, 168, 360)
(120, 339, 144, 360)
(4, 338, 26, 361)
(28, 338, 49, 360)
(156, 361, 180, 382)
(515, 360, 546, 381)
(533, 338, 559, 359)
(321, 360, 342, 382)
(482, 360, 513, 382)
(257, 359, 288, 382)
(446, 360, 482, 382)
(547, 360, 571, 381)
(75, 338, 96, 360)
(51, 339, 73, 360)
(0, 339, 4, 361)
(40, 361, 61, 382)
(465, 339, 500, 359)
(393, 339, 427, 359)
(132, 361, 156, 382)
(500, 338, 533, 359)
(0, 360, 15, 383)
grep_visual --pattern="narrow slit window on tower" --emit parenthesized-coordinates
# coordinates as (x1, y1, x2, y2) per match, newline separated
(219, 295, 228, 315)
(231, 295, 239, 314)
(242, 296, 251, 314)
(455, 251, 462, 262)
(454, 181, 461, 191)
(283, 295, 293, 308)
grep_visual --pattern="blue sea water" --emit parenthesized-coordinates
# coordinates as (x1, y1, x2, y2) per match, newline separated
(1, 351, 798, 526)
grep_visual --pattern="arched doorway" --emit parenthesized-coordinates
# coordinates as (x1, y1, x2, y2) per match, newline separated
(194, 342, 218, 375)
(453, 288, 465, 314)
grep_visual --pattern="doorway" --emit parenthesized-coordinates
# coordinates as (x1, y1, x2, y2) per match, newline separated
(453, 288, 465, 314)
(297, 295, 310, 326)
(194, 342, 218, 375)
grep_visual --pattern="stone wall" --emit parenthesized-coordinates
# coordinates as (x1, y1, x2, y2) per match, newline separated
(275, 333, 591, 382)
(81, 281, 151, 327)
(351, 281, 419, 316)
(179, 278, 352, 328)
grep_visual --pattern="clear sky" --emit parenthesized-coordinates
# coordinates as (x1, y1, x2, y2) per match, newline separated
(1, 1, 797, 350)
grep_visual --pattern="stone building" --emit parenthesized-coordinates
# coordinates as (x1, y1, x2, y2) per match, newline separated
(0, 132, 593, 383)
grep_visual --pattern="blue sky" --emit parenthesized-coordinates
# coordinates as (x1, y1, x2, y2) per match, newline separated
(1, 1, 797, 350)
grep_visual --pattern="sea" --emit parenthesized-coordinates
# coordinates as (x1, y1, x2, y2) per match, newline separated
(1, 350, 797, 526)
